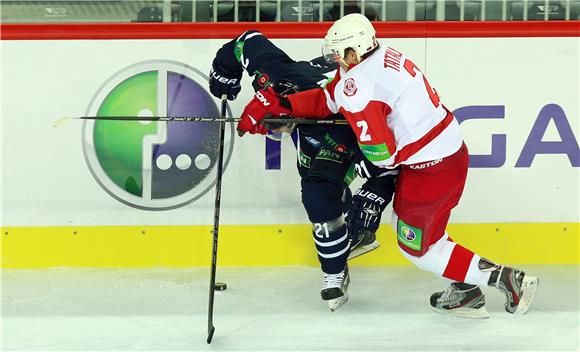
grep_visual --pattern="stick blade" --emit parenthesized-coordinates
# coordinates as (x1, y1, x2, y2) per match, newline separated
(52, 117, 75, 128)
(207, 326, 215, 344)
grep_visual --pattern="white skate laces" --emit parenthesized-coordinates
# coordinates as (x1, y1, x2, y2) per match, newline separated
(437, 285, 457, 303)
(320, 267, 350, 311)
(323, 271, 346, 289)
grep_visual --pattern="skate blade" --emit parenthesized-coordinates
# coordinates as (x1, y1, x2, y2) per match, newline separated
(348, 240, 380, 260)
(327, 295, 349, 312)
(431, 306, 490, 319)
(515, 276, 539, 315)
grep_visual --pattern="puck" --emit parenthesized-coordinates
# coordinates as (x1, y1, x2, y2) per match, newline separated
(214, 282, 227, 291)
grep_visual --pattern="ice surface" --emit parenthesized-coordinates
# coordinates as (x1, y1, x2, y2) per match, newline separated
(2, 265, 579, 351)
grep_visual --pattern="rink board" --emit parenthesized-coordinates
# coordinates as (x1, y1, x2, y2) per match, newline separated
(1, 22, 579, 267)
(2, 223, 578, 268)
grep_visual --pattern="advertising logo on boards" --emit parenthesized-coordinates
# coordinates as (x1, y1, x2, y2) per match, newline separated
(82, 60, 234, 210)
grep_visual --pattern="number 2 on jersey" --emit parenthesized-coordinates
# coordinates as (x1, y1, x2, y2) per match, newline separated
(403, 59, 440, 108)
(356, 120, 372, 142)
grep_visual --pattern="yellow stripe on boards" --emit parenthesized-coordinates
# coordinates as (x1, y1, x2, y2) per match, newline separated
(1, 223, 578, 268)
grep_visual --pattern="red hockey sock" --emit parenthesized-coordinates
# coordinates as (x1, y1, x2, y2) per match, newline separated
(442, 243, 475, 282)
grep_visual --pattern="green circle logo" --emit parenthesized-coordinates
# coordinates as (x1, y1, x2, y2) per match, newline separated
(82, 60, 234, 210)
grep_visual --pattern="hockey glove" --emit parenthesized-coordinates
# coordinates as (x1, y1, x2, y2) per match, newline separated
(237, 87, 292, 136)
(346, 186, 389, 239)
(209, 60, 242, 101)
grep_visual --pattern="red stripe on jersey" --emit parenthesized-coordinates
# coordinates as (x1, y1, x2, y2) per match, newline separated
(443, 244, 475, 282)
(340, 100, 396, 155)
(394, 108, 454, 165)
(287, 88, 333, 118)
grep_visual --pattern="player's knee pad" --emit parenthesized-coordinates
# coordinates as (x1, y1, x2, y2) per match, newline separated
(312, 216, 350, 274)
(301, 178, 344, 223)
(393, 211, 453, 273)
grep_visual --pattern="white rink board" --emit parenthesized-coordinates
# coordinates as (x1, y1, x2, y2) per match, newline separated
(1, 37, 579, 226)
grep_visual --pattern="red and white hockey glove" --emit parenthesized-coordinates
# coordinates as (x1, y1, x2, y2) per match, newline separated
(237, 87, 292, 136)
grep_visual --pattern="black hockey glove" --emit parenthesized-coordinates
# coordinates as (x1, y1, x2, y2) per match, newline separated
(347, 188, 387, 238)
(209, 59, 242, 101)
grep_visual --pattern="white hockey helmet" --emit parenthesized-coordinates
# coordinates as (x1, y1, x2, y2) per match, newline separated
(322, 13, 379, 64)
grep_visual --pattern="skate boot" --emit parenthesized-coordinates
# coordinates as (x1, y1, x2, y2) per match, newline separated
(348, 229, 380, 260)
(320, 265, 350, 311)
(489, 266, 539, 315)
(430, 282, 489, 319)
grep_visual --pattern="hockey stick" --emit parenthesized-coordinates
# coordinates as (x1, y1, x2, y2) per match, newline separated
(207, 95, 228, 344)
(52, 115, 348, 128)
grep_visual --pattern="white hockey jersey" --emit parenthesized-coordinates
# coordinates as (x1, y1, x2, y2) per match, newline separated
(289, 45, 463, 168)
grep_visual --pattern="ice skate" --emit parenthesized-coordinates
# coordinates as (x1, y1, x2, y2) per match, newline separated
(490, 266, 539, 315)
(320, 266, 350, 311)
(430, 282, 489, 319)
(348, 229, 380, 260)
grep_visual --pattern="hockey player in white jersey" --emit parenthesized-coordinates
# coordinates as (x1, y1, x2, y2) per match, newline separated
(237, 14, 539, 318)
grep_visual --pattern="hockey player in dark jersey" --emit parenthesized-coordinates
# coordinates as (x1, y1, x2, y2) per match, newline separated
(209, 30, 397, 311)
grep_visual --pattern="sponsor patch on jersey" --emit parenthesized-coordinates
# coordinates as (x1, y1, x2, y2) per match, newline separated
(257, 72, 270, 87)
(397, 219, 423, 251)
(234, 41, 245, 63)
(343, 78, 357, 96)
(344, 163, 356, 186)
(316, 148, 342, 163)
(298, 150, 311, 168)
(359, 143, 391, 163)
(323, 133, 349, 153)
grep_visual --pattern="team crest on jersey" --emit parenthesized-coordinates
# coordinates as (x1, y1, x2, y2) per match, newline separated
(343, 78, 357, 96)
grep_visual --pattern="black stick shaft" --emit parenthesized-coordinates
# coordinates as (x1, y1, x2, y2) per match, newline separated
(207, 97, 228, 344)
(65, 115, 348, 125)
